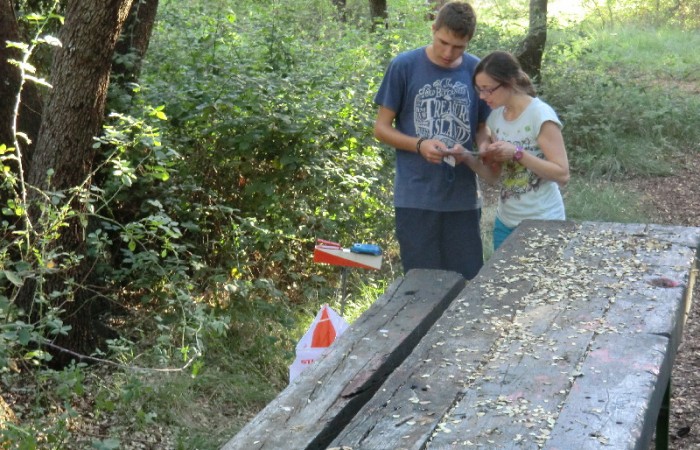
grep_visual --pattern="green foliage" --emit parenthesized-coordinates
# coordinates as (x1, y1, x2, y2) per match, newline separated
(581, 0, 700, 28)
(541, 24, 700, 179)
(3, 0, 700, 448)
(0, 364, 86, 447)
(140, 1, 398, 309)
(584, 26, 700, 83)
(5, 0, 403, 444)
(1, 5, 232, 446)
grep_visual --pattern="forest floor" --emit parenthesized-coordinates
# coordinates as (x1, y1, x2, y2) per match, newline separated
(623, 151, 700, 450)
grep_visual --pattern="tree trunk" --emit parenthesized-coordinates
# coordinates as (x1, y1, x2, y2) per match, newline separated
(330, 0, 346, 22)
(17, 0, 134, 367)
(29, 0, 133, 190)
(425, 0, 448, 20)
(112, 0, 159, 89)
(515, 0, 548, 82)
(0, 0, 43, 171)
(368, 0, 387, 30)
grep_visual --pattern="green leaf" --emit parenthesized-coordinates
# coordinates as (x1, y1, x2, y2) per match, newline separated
(4, 41, 29, 51)
(91, 438, 121, 450)
(2, 270, 23, 287)
(17, 326, 31, 346)
(24, 74, 53, 88)
(38, 35, 62, 47)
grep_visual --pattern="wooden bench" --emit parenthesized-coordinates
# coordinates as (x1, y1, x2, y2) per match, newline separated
(223, 220, 700, 450)
(222, 269, 465, 450)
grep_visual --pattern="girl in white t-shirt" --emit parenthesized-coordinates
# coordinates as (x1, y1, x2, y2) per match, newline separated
(453, 51, 570, 249)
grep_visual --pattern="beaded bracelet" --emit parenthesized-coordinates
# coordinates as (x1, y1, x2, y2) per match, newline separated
(416, 137, 426, 157)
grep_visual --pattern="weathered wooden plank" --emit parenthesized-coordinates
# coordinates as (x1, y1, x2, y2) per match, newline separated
(644, 223, 700, 248)
(329, 221, 582, 450)
(569, 222, 698, 359)
(326, 295, 517, 450)
(546, 333, 671, 450)
(425, 295, 611, 449)
(221, 269, 465, 450)
(427, 274, 692, 447)
(425, 234, 631, 448)
(330, 221, 700, 450)
(561, 221, 700, 269)
(604, 282, 687, 359)
(431, 223, 697, 449)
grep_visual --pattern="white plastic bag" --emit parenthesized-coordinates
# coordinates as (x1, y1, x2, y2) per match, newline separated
(289, 304, 349, 383)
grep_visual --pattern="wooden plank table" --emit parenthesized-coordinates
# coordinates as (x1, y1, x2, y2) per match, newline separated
(330, 220, 700, 450)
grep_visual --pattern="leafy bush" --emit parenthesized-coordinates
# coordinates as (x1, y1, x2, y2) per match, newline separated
(118, 0, 404, 397)
(143, 1, 393, 284)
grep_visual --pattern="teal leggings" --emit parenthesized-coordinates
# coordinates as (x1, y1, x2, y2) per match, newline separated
(493, 217, 516, 250)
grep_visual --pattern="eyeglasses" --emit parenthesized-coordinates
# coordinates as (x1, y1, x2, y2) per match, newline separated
(475, 83, 503, 96)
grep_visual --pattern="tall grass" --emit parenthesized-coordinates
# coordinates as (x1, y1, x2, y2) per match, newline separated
(564, 179, 652, 224)
(588, 27, 700, 82)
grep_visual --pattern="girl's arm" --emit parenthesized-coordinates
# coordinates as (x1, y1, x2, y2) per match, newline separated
(486, 121, 570, 186)
(454, 123, 501, 183)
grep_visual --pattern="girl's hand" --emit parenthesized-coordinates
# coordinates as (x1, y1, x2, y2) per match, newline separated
(448, 144, 477, 165)
(485, 141, 518, 162)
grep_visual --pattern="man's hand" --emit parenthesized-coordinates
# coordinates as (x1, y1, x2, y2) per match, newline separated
(419, 138, 449, 164)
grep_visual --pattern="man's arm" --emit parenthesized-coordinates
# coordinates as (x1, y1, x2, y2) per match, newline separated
(453, 122, 501, 183)
(374, 106, 446, 164)
(374, 106, 417, 152)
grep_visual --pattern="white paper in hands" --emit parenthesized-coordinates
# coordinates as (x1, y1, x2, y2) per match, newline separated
(441, 147, 481, 166)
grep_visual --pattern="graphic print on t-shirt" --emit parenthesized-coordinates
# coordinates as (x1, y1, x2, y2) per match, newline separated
(414, 78, 472, 148)
(500, 141, 544, 201)
(492, 130, 544, 202)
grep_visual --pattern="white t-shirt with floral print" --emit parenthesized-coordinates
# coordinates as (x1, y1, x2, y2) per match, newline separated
(486, 97, 565, 229)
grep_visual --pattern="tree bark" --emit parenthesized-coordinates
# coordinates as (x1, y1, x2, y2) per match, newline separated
(368, 0, 387, 30)
(425, 0, 448, 20)
(330, 0, 346, 22)
(30, 0, 133, 191)
(0, 0, 43, 171)
(112, 0, 159, 89)
(515, 0, 548, 82)
(17, 0, 134, 366)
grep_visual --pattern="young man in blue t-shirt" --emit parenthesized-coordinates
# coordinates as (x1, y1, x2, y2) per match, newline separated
(373, 1, 491, 279)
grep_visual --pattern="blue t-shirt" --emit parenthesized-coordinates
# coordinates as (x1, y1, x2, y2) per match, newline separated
(374, 46, 490, 211)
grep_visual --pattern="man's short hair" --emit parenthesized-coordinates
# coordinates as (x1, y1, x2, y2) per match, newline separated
(434, 2, 477, 39)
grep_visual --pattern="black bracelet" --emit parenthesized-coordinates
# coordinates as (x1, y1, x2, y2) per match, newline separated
(416, 137, 426, 157)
